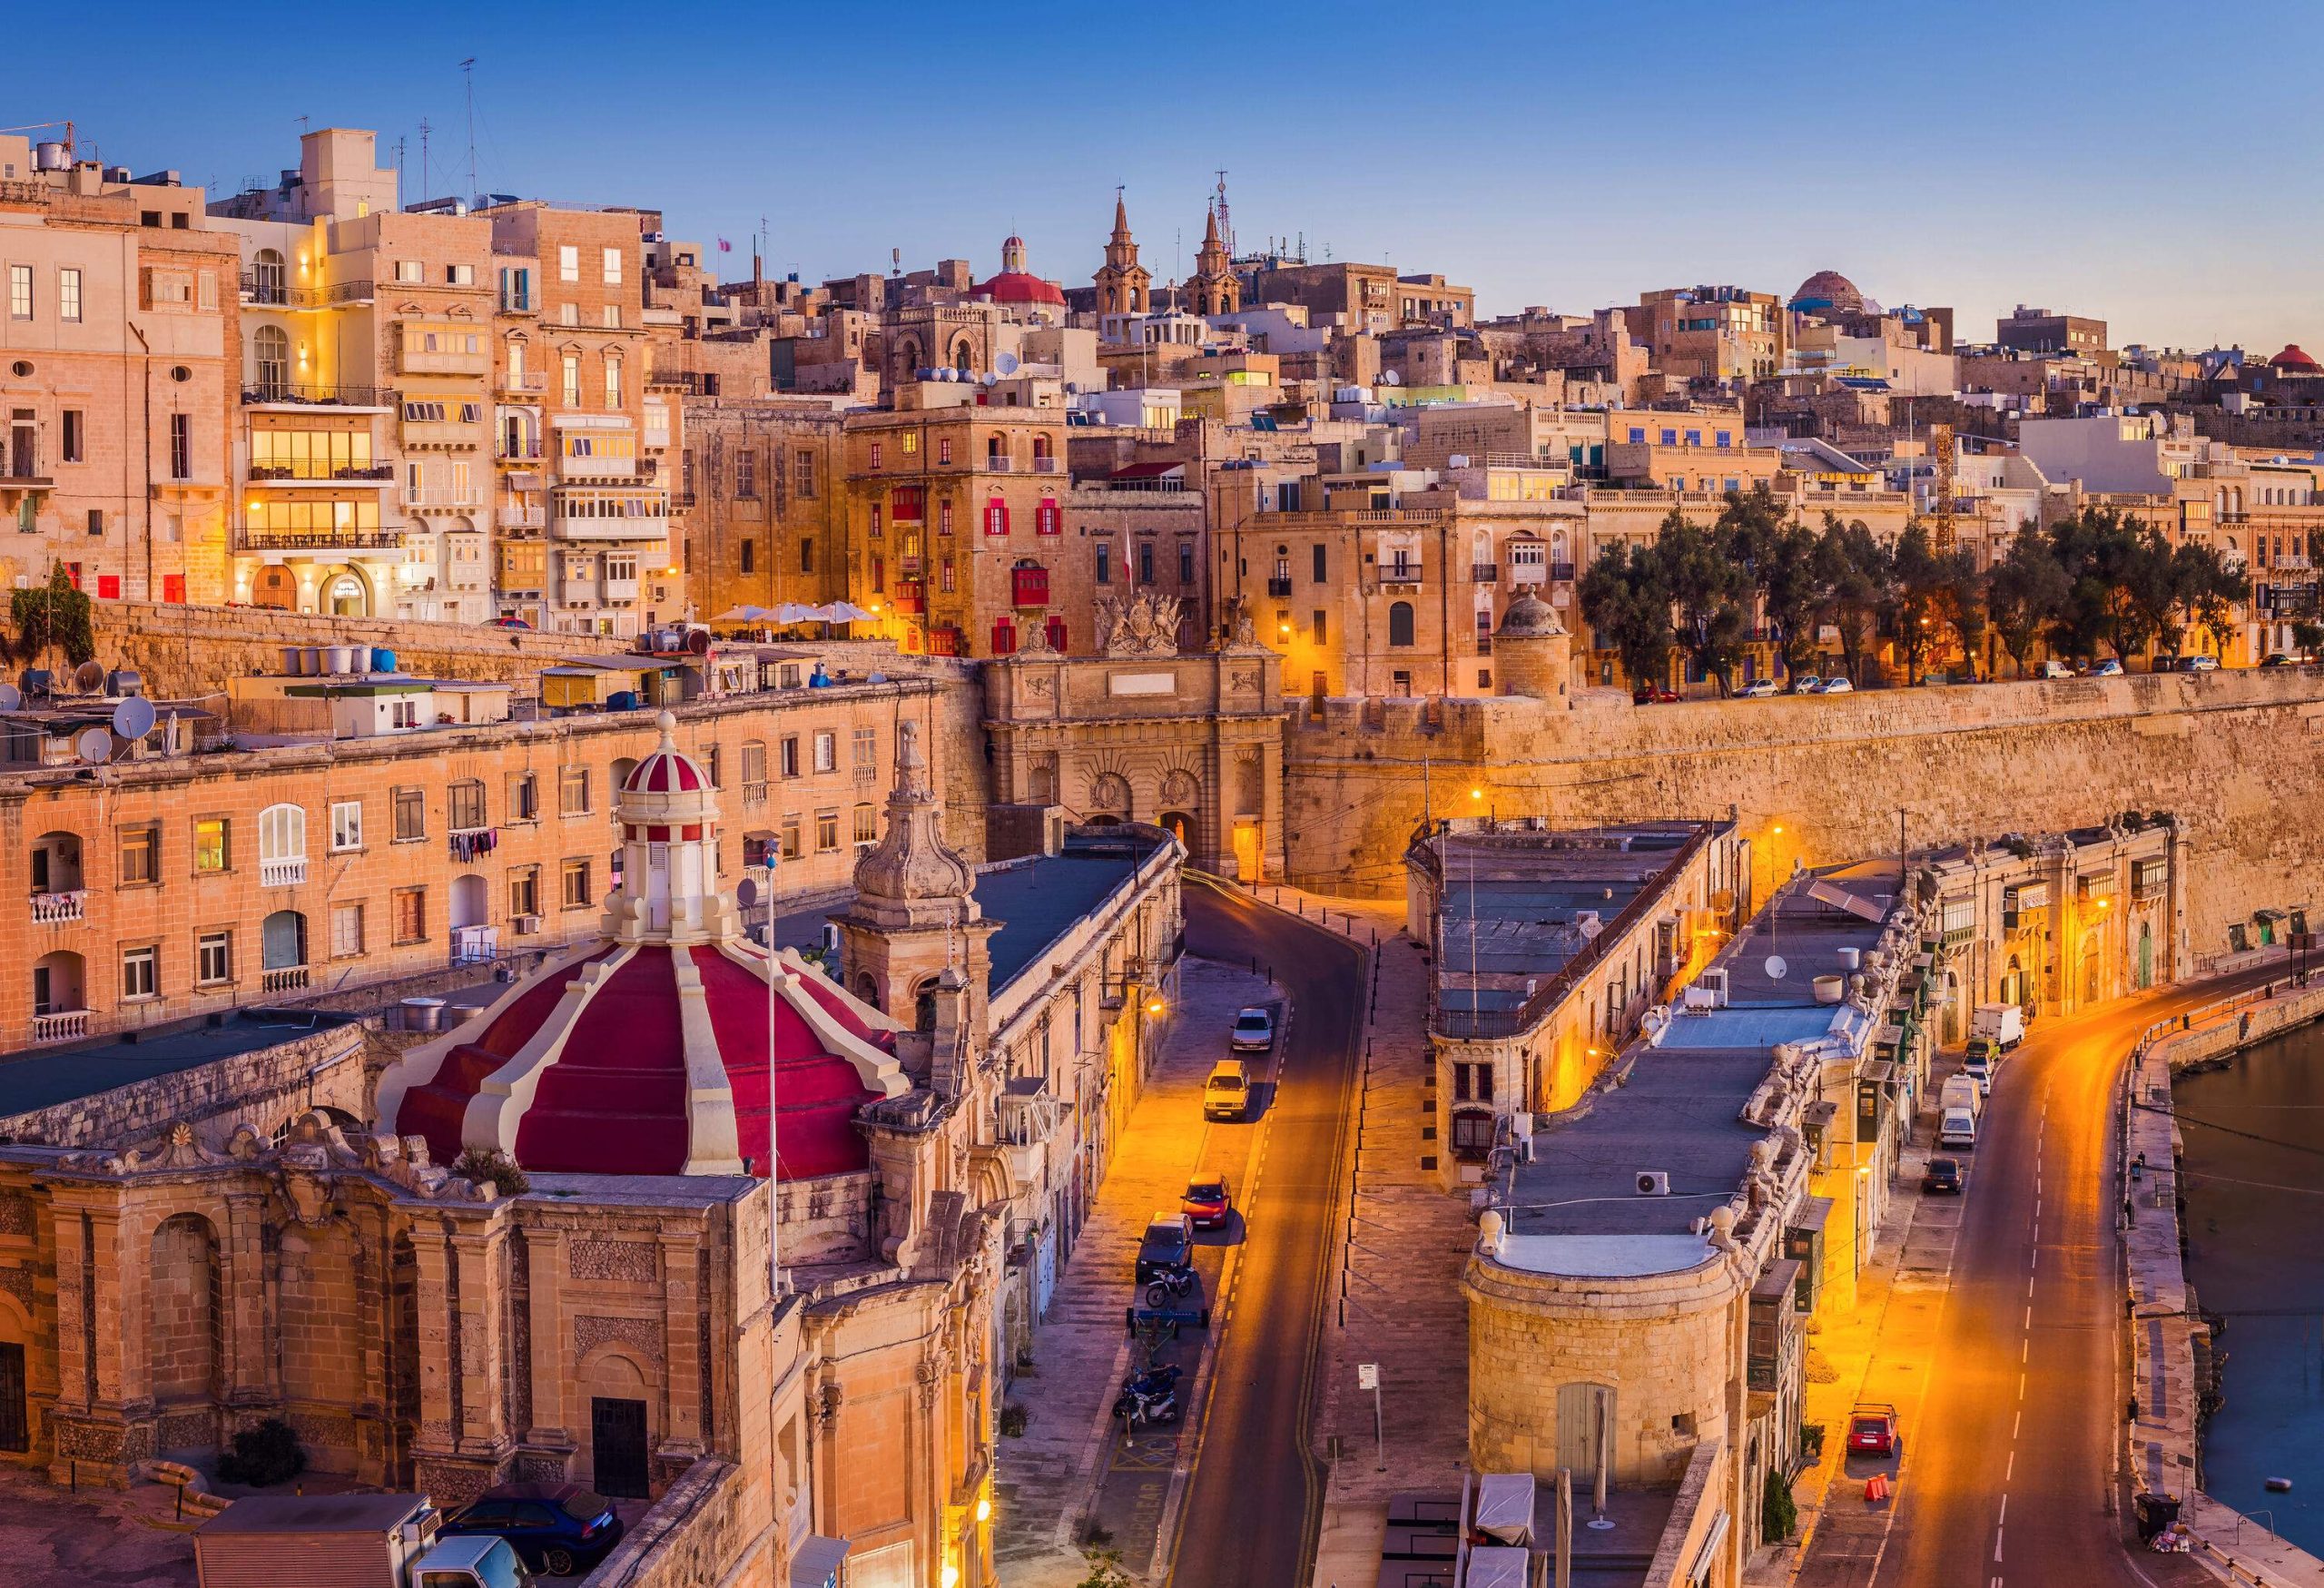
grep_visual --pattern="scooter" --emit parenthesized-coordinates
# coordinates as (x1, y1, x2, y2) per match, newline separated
(1112, 1380, 1181, 1426)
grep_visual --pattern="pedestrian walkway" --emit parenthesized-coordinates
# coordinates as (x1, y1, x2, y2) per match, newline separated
(991, 954, 1277, 1588)
(1209, 881, 1477, 1588)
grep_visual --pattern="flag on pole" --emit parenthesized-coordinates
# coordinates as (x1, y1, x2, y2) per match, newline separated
(717, 236, 733, 252)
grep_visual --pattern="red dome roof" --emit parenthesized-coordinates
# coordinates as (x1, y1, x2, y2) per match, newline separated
(388, 942, 901, 1180)
(976, 271, 1066, 306)
(625, 746, 704, 794)
(2271, 343, 2319, 370)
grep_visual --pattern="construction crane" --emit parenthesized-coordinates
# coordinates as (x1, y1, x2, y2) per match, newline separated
(1930, 421, 1959, 556)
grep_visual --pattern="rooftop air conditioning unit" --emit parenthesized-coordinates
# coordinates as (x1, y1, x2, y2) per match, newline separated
(1635, 1171, 1670, 1197)
(513, 913, 541, 934)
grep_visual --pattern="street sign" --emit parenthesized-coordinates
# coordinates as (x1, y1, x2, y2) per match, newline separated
(1356, 1363, 1378, 1390)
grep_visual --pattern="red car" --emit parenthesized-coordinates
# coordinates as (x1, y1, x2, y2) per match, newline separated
(1181, 1174, 1233, 1230)
(1632, 686, 1680, 705)
(1847, 1403, 1901, 1458)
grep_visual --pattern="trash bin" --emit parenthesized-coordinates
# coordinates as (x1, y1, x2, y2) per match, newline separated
(400, 997, 447, 1033)
(2135, 1493, 2181, 1542)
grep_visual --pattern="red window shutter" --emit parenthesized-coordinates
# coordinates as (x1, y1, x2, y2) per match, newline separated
(1037, 498, 1059, 535)
(990, 619, 1017, 655)
(986, 497, 1009, 536)
(65, 562, 83, 590)
(162, 575, 186, 604)
(940, 499, 954, 536)
(97, 574, 122, 600)
(1046, 616, 1068, 651)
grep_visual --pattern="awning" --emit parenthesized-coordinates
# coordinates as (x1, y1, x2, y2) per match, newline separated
(789, 1536, 850, 1588)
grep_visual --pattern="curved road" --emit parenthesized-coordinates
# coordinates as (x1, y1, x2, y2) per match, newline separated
(1866, 967, 2280, 1588)
(1166, 880, 1366, 1588)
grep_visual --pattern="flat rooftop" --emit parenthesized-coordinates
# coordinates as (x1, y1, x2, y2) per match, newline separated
(1425, 822, 1709, 1017)
(1497, 863, 1900, 1277)
(0, 1009, 358, 1121)
(977, 828, 1173, 994)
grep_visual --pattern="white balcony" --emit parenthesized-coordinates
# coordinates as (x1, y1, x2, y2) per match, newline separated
(407, 489, 484, 513)
(261, 966, 310, 994)
(497, 505, 545, 531)
(397, 346, 490, 378)
(31, 890, 85, 924)
(261, 856, 308, 888)
(31, 1009, 90, 1044)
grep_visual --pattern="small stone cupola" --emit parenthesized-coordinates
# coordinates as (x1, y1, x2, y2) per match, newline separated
(1494, 591, 1572, 704)
(608, 711, 730, 942)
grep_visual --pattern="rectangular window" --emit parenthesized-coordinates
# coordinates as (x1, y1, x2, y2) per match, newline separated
(508, 865, 540, 918)
(736, 449, 756, 498)
(780, 814, 802, 860)
(560, 764, 591, 814)
(558, 244, 580, 281)
(853, 803, 879, 843)
(562, 353, 581, 407)
(1096, 542, 1111, 585)
(395, 259, 424, 283)
(815, 808, 840, 852)
(121, 944, 159, 1001)
(392, 887, 427, 944)
(602, 246, 622, 284)
(62, 409, 84, 463)
(330, 800, 363, 852)
(448, 781, 487, 831)
(852, 726, 876, 779)
(1312, 609, 1327, 643)
(448, 262, 475, 286)
(561, 857, 593, 909)
(800, 537, 814, 574)
(509, 772, 539, 822)
(780, 736, 801, 778)
(330, 902, 365, 959)
(170, 413, 191, 480)
(197, 931, 231, 986)
(795, 450, 817, 498)
(8, 263, 30, 320)
(58, 268, 81, 323)
(193, 817, 229, 873)
(118, 823, 160, 885)
(1181, 543, 1196, 585)
(393, 785, 426, 841)
(1313, 545, 1327, 582)
(812, 730, 837, 774)
(1138, 543, 1155, 585)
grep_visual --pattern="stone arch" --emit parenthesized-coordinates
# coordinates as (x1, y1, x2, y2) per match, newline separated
(251, 565, 298, 610)
(911, 975, 938, 1034)
(2079, 927, 2102, 1006)
(148, 1211, 223, 1442)
(1027, 756, 1058, 805)
(580, 1345, 658, 1500)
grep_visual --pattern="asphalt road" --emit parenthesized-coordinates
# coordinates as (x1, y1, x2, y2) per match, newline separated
(1869, 967, 2282, 1588)
(1165, 879, 1366, 1588)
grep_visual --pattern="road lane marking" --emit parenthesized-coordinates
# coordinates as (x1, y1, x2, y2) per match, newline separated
(2018, 1372, 2026, 1399)
(1994, 1527, 2004, 1563)
(2022, 1338, 2029, 1363)
(2005, 1450, 2014, 1480)
(2013, 1410, 2021, 1438)
(1999, 1494, 2008, 1524)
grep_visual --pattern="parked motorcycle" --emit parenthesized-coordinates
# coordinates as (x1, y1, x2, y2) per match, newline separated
(1144, 1267, 1197, 1308)
(1112, 1381, 1181, 1426)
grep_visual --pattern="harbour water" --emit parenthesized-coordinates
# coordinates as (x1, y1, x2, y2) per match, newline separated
(2176, 1021, 2324, 1555)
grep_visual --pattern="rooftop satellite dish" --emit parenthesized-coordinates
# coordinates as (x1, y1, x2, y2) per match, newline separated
(995, 350, 1020, 376)
(1765, 954, 1789, 981)
(684, 627, 713, 656)
(76, 726, 114, 764)
(980, 371, 999, 387)
(1381, 370, 1403, 387)
(72, 659, 105, 693)
(113, 695, 157, 741)
(736, 875, 759, 910)
(0, 684, 19, 712)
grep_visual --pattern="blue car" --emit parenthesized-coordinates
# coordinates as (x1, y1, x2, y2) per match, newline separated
(439, 1484, 624, 1577)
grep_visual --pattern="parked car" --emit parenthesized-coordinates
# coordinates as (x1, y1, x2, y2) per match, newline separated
(1847, 1402, 1902, 1458)
(1790, 676, 1825, 695)
(1922, 1157, 1964, 1195)
(1631, 685, 1680, 705)
(1819, 676, 1855, 695)
(1136, 1212, 1196, 1282)
(1203, 1060, 1251, 1121)
(2038, 659, 2074, 679)
(486, 616, 534, 630)
(2262, 652, 2301, 666)
(1230, 1006, 1275, 1052)
(2086, 657, 2124, 677)
(2184, 653, 2220, 672)
(1738, 677, 1780, 698)
(1181, 1174, 1234, 1229)
(440, 1484, 624, 1577)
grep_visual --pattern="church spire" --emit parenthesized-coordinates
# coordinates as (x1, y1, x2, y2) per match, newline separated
(1112, 187, 1131, 243)
(851, 719, 978, 932)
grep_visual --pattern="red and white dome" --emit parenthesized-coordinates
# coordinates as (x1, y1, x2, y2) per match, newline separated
(375, 713, 907, 1180)
(975, 232, 1066, 308)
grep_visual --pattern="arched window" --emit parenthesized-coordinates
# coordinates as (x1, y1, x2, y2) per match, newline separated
(258, 803, 306, 887)
(252, 247, 286, 302)
(1032, 434, 1053, 461)
(251, 324, 290, 399)
(987, 433, 1006, 462)
(954, 342, 973, 375)
(1388, 601, 1416, 647)
(261, 909, 308, 972)
(913, 978, 938, 1033)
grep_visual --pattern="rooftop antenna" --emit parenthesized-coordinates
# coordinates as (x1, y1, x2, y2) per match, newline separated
(394, 134, 406, 210)
(419, 118, 432, 203)
(460, 58, 478, 208)
(295, 114, 310, 136)
(1214, 168, 1232, 258)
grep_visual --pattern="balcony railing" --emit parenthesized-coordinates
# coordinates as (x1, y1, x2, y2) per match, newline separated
(1011, 572, 1051, 609)
(449, 827, 497, 862)
(261, 856, 308, 888)
(247, 463, 396, 482)
(986, 455, 1014, 472)
(1550, 562, 1576, 582)
(31, 1009, 90, 1044)
(408, 488, 485, 509)
(497, 506, 545, 531)
(1265, 577, 1294, 597)
(238, 528, 404, 554)
(497, 443, 546, 462)
(498, 371, 547, 394)
(240, 275, 375, 309)
(242, 382, 393, 409)
(894, 585, 926, 615)
(1032, 455, 1060, 473)
(1471, 562, 1498, 582)
(30, 890, 85, 924)
(261, 966, 310, 994)
(1380, 562, 1423, 587)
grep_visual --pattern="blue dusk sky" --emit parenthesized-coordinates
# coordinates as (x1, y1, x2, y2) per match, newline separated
(16, 0, 2321, 351)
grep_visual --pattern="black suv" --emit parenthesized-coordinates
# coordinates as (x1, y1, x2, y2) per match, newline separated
(1136, 1212, 1195, 1282)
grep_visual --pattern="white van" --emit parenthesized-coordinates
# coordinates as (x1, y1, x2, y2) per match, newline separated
(1939, 1106, 1978, 1149)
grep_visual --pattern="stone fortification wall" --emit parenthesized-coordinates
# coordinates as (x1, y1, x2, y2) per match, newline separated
(0, 1019, 370, 1148)
(1284, 669, 2324, 953)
